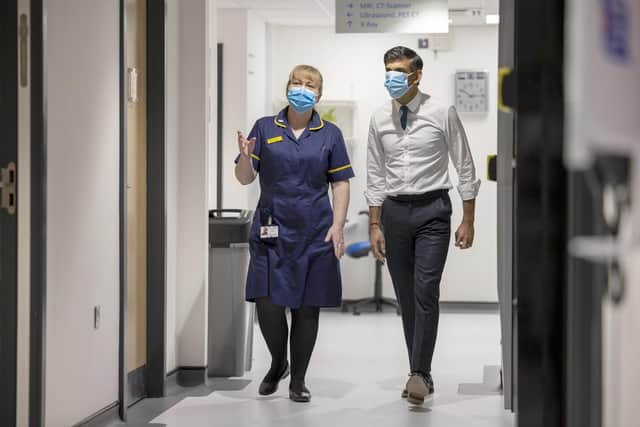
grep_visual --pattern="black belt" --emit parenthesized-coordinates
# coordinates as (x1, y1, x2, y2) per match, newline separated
(387, 190, 447, 203)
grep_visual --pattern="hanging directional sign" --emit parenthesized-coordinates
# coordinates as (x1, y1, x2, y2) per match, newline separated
(335, 1, 449, 34)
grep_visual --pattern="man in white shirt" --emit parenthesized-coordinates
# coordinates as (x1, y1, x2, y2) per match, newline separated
(366, 46, 481, 406)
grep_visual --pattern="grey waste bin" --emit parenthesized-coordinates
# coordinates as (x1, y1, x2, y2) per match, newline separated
(207, 209, 255, 377)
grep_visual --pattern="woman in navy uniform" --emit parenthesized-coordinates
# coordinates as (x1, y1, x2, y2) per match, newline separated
(234, 65, 354, 402)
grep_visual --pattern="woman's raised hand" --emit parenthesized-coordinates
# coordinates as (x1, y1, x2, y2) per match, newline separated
(237, 130, 256, 158)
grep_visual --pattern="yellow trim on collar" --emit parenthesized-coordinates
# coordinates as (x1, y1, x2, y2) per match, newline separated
(273, 117, 287, 128)
(251, 153, 261, 161)
(309, 118, 324, 131)
(328, 164, 351, 174)
(267, 135, 283, 144)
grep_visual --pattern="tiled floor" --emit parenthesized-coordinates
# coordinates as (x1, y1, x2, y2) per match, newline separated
(140, 309, 515, 427)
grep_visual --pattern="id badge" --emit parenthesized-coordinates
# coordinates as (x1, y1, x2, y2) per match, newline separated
(260, 225, 279, 239)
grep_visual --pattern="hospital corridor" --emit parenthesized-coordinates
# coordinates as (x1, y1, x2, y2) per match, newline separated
(1, 1, 639, 427)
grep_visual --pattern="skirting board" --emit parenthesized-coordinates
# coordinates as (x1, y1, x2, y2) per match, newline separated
(127, 365, 147, 408)
(72, 402, 119, 427)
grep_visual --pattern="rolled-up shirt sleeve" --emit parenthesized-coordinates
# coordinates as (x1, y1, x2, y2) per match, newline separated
(445, 106, 481, 200)
(365, 116, 386, 206)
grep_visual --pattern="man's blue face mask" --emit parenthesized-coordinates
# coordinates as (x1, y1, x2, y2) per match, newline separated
(384, 70, 417, 99)
(287, 86, 317, 113)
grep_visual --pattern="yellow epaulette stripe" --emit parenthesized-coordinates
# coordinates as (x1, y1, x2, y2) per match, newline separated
(267, 135, 283, 144)
(328, 164, 351, 174)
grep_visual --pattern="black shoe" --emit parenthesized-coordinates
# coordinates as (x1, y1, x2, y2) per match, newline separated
(401, 388, 408, 399)
(425, 373, 435, 394)
(289, 380, 311, 403)
(258, 361, 289, 396)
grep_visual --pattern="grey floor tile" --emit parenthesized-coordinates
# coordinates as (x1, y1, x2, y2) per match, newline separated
(120, 311, 515, 427)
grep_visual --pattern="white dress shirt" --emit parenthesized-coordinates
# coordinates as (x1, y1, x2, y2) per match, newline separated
(366, 91, 481, 206)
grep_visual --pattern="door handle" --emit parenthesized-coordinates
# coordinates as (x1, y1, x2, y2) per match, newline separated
(1, 162, 17, 215)
(498, 67, 514, 113)
(487, 154, 497, 182)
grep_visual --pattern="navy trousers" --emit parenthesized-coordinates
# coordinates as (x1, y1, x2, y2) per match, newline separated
(381, 190, 452, 374)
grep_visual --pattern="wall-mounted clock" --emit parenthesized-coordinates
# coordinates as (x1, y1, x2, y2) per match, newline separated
(455, 70, 489, 113)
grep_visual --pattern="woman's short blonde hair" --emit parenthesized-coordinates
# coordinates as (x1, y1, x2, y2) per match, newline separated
(286, 64, 323, 96)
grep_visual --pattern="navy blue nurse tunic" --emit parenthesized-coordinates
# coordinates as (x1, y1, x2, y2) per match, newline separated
(236, 107, 355, 309)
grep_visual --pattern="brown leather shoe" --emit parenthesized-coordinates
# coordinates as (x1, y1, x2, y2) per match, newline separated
(406, 373, 432, 405)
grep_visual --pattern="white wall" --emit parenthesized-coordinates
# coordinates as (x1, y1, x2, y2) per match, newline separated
(604, 245, 640, 427)
(166, 0, 218, 374)
(217, 9, 268, 211)
(246, 11, 268, 134)
(165, 0, 180, 374)
(268, 25, 498, 302)
(218, 9, 250, 210)
(173, 0, 211, 368)
(45, 1, 120, 425)
(208, 2, 219, 210)
(246, 11, 268, 208)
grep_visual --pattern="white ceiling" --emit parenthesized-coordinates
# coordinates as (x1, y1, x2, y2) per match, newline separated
(217, 0, 336, 26)
(217, 0, 500, 26)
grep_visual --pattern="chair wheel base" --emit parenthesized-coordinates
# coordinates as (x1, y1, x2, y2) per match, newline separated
(342, 297, 400, 316)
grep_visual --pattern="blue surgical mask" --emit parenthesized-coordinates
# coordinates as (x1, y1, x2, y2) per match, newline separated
(287, 86, 317, 113)
(384, 71, 415, 99)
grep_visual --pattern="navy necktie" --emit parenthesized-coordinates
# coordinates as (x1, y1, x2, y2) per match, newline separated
(400, 105, 409, 130)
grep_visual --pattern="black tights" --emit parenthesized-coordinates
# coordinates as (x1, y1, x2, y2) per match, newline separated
(256, 297, 320, 384)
